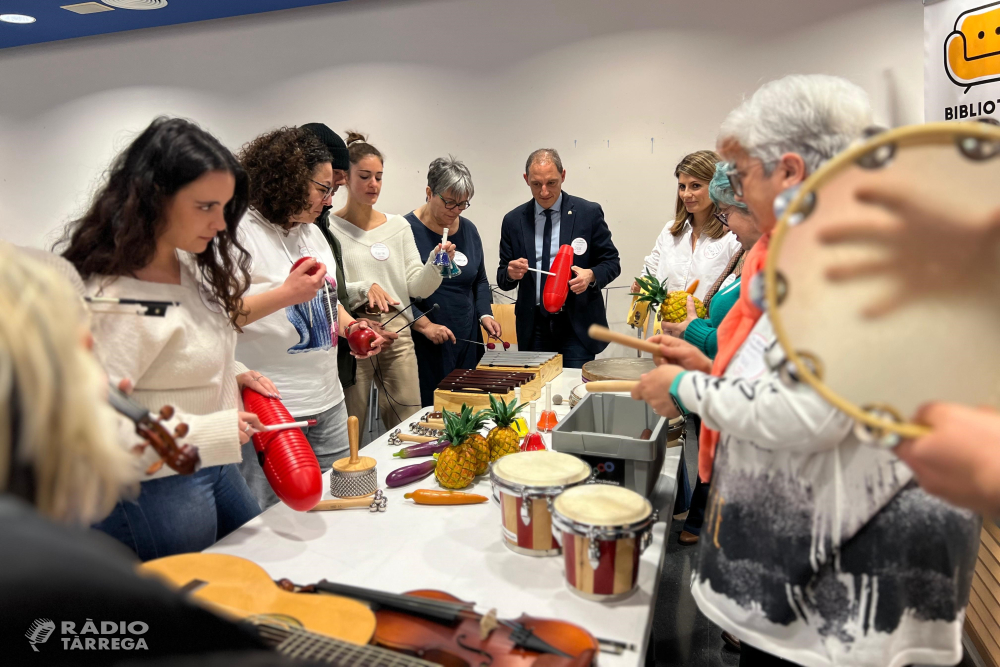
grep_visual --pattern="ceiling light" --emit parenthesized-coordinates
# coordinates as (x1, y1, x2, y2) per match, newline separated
(102, 0, 169, 9)
(0, 14, 37, 24)
(62, 2, 115, 13)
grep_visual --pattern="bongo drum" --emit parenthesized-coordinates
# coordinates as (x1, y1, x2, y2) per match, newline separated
(581, 358, 657, 383)
(764, 121, 1000, 444)
(490, 451, 592, 557)
(551, 484, 656, 601)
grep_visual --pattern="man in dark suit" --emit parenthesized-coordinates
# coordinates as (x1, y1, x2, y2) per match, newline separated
(497, 149, 620, 368)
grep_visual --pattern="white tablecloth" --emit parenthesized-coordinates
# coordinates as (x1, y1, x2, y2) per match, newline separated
(209, 369, 681, 667)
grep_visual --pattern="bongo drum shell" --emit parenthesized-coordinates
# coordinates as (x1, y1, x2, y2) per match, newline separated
(490, 451, 591, 557)
(552, 485, 655, 601)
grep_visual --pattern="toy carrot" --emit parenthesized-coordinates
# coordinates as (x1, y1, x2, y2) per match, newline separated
(403, 490, 488, 505)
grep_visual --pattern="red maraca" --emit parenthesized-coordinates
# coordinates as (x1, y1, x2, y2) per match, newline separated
(290, 256, 321, 276)
(348, 324, 378, 355)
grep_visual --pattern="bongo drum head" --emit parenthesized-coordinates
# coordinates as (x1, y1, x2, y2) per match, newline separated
(492, 451, 591, 487)
(553, 484, 651, 526)
(766, 122, 1000, 438)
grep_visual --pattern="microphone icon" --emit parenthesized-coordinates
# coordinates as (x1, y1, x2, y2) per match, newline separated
(25, 619, 55, 652)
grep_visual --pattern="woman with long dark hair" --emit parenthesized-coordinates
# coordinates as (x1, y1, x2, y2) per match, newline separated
(60, 117, 272, 560)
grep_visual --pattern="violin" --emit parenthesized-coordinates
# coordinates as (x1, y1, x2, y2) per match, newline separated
(108, 384, 200, 476)
(282, 580, 599, 667)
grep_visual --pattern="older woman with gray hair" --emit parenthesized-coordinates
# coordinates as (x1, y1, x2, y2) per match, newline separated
(633, 74, 979, 667)
(405, 156, 500, 407)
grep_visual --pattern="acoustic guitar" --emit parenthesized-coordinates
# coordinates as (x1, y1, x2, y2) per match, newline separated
(139, 553, 377, 646)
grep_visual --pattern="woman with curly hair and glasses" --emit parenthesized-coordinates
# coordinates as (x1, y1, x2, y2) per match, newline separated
(59, 117, 273, 559)
(235, 127, 383, 509)
(330, 132, 454, 433)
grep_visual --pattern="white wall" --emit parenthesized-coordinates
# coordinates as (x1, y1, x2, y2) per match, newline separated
(0, 0, 923, 344)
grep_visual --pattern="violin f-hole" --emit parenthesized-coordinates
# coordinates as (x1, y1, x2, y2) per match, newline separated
(455, 634, 493, 667)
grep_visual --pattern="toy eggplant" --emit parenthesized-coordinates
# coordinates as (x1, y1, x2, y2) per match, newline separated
(542, 244, 574, 313)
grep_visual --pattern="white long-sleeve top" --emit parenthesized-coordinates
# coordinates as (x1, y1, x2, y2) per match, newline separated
(672, 313, 979, 667)
(329, 213, 442, 320)
(86, 252, 246, 479)
(642, 218, 741, 300)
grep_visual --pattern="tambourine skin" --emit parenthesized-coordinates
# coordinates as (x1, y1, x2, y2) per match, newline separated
(764, 122, 1000, 440)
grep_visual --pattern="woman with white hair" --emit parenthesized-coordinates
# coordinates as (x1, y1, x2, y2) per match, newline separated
(632, 74, 979, 667)
(405, 156, 502, 407)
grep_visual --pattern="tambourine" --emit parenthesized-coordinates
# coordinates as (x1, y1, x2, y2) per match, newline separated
(763, 121, 1000, 445)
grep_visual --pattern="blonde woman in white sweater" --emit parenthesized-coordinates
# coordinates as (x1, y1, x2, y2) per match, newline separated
(330, 132, 455, 431)
(60, 118, 275, 560)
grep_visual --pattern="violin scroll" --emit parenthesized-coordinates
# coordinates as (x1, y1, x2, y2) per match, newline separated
(110, 384, 201, 476)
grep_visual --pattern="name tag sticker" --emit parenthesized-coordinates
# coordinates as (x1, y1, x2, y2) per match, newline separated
(454, 251, 469, 267)
(721, 274, 737, 289)
(572, 237, 588, 255)
(704, 243, 722, 260)
(370, 243, 390, 261)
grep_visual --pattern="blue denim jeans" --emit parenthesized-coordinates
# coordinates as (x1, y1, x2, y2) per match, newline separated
(239, 400, 349, 510)
(93, 463, 261, 562)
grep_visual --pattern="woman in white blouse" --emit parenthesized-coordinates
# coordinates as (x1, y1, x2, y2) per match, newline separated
(634, 150, 742, 318)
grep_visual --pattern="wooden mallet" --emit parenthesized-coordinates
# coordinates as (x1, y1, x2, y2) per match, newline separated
(587, 324, 664, 359)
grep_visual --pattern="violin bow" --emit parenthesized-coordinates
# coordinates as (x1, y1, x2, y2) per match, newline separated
(85, 297, 180, 317)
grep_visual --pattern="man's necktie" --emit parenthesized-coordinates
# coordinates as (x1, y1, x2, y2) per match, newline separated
(541, 208, 553, 276)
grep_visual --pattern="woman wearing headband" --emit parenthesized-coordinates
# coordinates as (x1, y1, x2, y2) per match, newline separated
(60, 117, 270, 559)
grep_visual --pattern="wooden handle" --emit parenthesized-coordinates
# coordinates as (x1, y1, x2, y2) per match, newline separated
(311, 496, 374, 511)
(399, 433, 436, 443)
(417, 421, 444, 429)
(639, 429, 653, 440)
(588, 325, 662, 356)
(348, 416, 360, 465)
(585, 380, 638, 393)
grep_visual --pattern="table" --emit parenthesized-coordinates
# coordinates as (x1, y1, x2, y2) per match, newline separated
(209, 369, 681, 667)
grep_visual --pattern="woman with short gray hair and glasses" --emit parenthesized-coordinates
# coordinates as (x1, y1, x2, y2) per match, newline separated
(405, 156, 501, 407)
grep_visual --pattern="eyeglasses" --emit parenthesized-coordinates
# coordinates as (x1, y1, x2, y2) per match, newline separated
(310, 179, 335, 199)
(437, 194, 472, 211)
(714, 211, 729, 227)
(724, 166, 744, 198)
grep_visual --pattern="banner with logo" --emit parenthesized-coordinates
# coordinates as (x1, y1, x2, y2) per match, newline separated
(925, 0, 1000, 121)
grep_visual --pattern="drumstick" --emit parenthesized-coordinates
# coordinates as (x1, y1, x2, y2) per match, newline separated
(262, 420, 318, 432)
(525, 266, 556, 277)
(588, 325, 662, 357)
(585, 380, 638, 393)
(397, 433, 437, 443)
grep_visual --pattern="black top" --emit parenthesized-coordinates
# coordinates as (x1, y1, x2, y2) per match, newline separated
(496, 192, 620, 354)
(315, 207, 356, 390)
(0, 496, 269, 666)
(405, 213, 493, 406)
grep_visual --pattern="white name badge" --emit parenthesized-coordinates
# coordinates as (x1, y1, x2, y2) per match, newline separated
(571, 237, 588, 255)
(298, 245, 317, 258)
(370, 243, 390, 261)
(721, 273, 737, 290)
(703, 243, 722, 260)
(454, 251, 469, 267)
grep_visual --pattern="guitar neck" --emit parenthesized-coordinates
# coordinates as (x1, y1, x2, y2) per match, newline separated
(253, 619, 437, 667)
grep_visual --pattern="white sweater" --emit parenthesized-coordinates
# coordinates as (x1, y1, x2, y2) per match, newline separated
(674, 314, 980, 667)
(329, 213, 442, 320)
(86, 252, 245, 479)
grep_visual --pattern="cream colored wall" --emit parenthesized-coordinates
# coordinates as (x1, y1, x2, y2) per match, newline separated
(0, 0, 923, 354)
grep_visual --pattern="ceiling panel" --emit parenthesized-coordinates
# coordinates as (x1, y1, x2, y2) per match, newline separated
(0, 0, 350, 49)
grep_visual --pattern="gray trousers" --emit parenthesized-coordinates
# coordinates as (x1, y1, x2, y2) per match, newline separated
(239, 399, 349, 510)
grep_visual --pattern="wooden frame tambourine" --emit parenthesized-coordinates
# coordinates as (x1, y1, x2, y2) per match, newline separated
(763, 121, 1000, 446)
